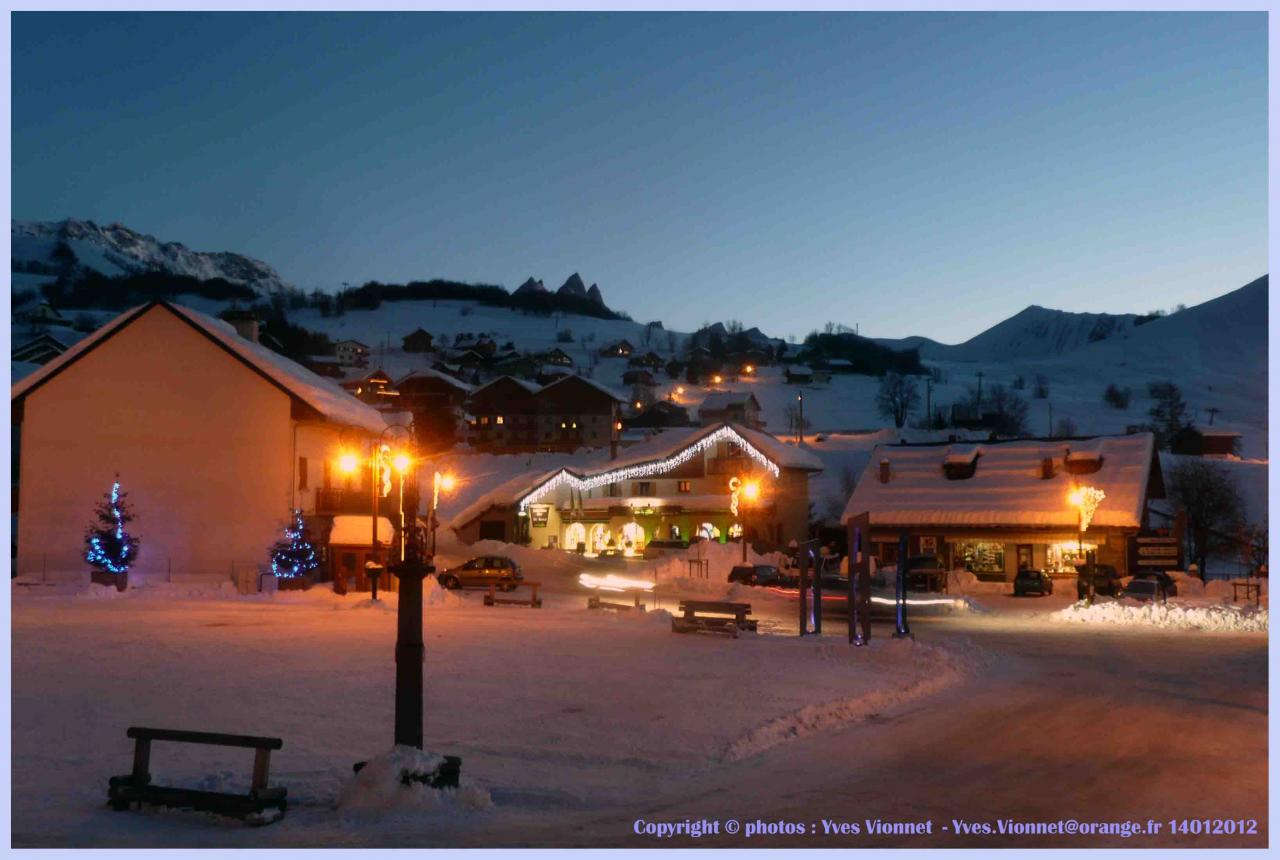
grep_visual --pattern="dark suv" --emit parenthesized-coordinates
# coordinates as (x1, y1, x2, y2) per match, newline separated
(437, 556, 523, 590)
(1013, 568, 1054, 597)
(728, 564, 787, 587)
(1075, 563, 1125, 600)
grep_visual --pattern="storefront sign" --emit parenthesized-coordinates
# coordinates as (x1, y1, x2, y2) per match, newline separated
(529, 505, 550, 527)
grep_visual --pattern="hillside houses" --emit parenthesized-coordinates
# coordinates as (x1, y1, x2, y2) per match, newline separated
(698, 391, 764, 429)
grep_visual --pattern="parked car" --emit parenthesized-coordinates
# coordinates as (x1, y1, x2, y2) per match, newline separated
(1133, 570, 1178, 597)
(1075, 563, 1125, 600)
(1013, 568, 1054, 597)
(905, 555, 947, 592)
(1121, 578, 1166, 602)
(437, 556, 523, 590)
(727, 564, 787, 587)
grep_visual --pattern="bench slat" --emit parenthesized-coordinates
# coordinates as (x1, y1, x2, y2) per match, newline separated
(126, 727, 283, 750)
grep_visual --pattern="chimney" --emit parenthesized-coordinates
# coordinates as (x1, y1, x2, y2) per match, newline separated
(878, 458, 891, 484)
(224, 309, 259, 344)
(1040, 457, 1054, 479)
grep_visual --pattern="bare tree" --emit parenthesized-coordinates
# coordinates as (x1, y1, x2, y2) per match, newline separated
(1167, 459, 1244, 578)
(876, 372, 921, 429)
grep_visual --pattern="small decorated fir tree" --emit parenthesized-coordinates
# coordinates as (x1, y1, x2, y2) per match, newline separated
(84, 477, 140, 575)
(270, 510, 320, 579)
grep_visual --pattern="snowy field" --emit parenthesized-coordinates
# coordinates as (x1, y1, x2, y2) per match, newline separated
(11, 581, 973, 847)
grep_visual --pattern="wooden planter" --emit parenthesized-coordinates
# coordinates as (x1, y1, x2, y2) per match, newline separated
(90, 570, 128, 592)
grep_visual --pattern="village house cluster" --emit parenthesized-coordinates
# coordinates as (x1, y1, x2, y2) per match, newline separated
(10, 299, 1190, 591)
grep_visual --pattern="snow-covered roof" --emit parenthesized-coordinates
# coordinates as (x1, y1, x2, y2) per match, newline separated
(699, 391, 759, 411)
(786, 364, 813, 374)
(471, 375, 540, 397)
(395, 366, 474, 393)
(540, 374, 626, 402)
(11, 302, 388, 434)
(842, 433, 1157, 529)
(330, 516, 395, 546)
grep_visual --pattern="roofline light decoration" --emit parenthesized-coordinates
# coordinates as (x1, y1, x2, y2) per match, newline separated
(516, 425, 782, 513)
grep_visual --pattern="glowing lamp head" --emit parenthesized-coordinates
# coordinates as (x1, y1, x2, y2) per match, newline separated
(438, 473, 456, 492)
(392, 452, 412, 474)
(634, 401, 642, 409)
(676, 386, 685, 395)
(741, 480, 761, 502)
(337, 451, 360, 475)
(744, 364, 754, 374)
(712, 375, 723, 384)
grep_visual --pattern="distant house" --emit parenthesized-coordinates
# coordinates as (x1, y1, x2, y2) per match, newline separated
(599, 339, 634, 358)
(11, 301, 388, 585)
(628, 351, 666, 370)
(341, 368, 397, 405)
(395, 368, 473, 449)
(536, 365, 573, 386)
(401, 328, 434, 353)
(1174, 430, 1243, 459)
(465, 374, 623, 454)
(18, 301, 69, 327)
(335, 339, 370, 368)
(698, 391, 764, 429)
(622, 369, 656, 386)
(11, 333, 69, 366)
(823, 358, 855, 373)
(542, 347, 574, 367)
(303, 356, 345, 379)
(625, 400, 691, 429)
(785, 365, 814, 384)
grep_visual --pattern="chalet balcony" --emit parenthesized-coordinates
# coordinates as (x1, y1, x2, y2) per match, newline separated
(314, 487, 376, 516)
(707, 456, 751, 476)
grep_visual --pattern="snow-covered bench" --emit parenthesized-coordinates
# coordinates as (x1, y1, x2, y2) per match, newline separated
(671, 600, 757, 638)
(483, 580, 543, 608)
(107, 726, 287, 824)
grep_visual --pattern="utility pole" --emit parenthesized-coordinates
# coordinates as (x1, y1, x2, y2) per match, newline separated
(1048, 401, 1054, 437)
(925, 377, 933, 430)
(975, 371, 984, 406)
(796, 391, 804, 444)
(1206, 407, 1220, 426)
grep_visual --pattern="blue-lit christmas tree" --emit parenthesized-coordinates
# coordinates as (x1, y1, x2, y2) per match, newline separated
(84, 477, 140, 575)
(270, 510, 319, 579)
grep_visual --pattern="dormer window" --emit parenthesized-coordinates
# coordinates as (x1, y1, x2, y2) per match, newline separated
(942, 446, 980, 480)
(1065, 444, 1103, 475)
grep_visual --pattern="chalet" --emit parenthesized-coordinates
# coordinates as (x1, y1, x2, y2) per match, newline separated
(341, 368, 397, 405)
(785, 365, 814, 384)
(542, 347, 575, 367)
(622, 369, 656, 386)
(842, 433, 1167, 582)
(599, 339, 634, 358)
(401, 328, 435, 353)
(451, 423, 822, 550)
(11, 301, 388, 586)
(625, 400, 692, 429)
(536, 365, 573, 385)
(464, 374, 624, 454)
(1178, 430, 1243, 459)
(12, 333, 70, 366)
(335, 339, 370, 368)
(303, 356, 345, 378)
(628, 351, 666, 370)
(698, 391, 764, 429)
(18, 301, 69, 327)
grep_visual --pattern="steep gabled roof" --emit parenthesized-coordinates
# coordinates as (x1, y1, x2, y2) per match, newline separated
(395, 366, 474, 394)
(540, 374, 625, 402)
(12, 302, 387, 433)
(842, 432, 1157, 529)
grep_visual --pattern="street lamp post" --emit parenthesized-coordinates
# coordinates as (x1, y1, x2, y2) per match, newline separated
(738, 479, 760, 563)
(1068, 485, 1106, 606)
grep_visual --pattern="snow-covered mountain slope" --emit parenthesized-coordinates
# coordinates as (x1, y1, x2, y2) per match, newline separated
(11, 219, 286, 293)
(876, 305, 1138, 361)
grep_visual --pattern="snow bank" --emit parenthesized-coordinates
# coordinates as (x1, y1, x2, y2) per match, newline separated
(1052, 600, 1267, 633)
(337, 746, 492, 819)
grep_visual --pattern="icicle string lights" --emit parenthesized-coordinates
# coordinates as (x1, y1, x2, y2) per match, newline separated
(517, 425, 782, 513)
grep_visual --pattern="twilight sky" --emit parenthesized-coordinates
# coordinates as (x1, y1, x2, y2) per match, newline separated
(11, 12, 1267, 342)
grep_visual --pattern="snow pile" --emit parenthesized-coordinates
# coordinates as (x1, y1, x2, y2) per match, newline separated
(337, 746, 491, 819)
(945, 568, 1012, 595)
(423, 576, 465, 607)
(1052, 600, 1267, 633)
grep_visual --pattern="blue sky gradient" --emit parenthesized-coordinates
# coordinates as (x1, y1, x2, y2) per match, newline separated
(12, 12, 1267, 341)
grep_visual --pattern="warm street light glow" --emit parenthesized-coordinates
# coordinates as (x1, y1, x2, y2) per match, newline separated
(676, 386, 685, 395)
(744, 364, 755, 374)
(338, 451, 360, 474)
(634, 401, 642, 409)
(392, 452, 412, 474)
(741, 480, 761, 502)
(1068, 485, 1106, 532)
(712, 375, 723, 384)
(438, 473, 456, 492)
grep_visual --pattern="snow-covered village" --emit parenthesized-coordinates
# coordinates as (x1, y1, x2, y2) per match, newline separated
(6, 10, 1272, 853)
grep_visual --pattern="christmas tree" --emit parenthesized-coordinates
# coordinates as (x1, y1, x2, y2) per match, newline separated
(84, 477, 140, 575)
(270, 510, 319, 579)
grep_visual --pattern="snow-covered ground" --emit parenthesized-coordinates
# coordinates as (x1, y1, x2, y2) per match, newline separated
(11, 579, 974, 847)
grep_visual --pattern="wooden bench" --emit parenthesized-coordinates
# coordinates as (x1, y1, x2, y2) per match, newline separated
(587, 592, 647, 612)
(483, 580, 542, 608)
(671, 600, 757, 638)
(107, 726, 286, 824)
(1233, 580, 1262, 607)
